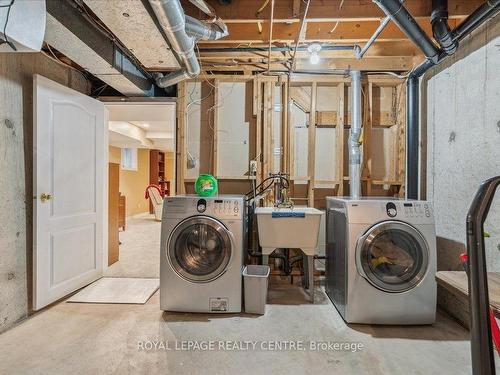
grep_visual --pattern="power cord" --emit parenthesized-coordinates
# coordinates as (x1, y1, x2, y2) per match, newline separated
(0, 0, 17, 51)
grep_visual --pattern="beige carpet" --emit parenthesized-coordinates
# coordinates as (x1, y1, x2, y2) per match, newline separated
(67, 277, 159, 304)
(105, 214, 161, 278)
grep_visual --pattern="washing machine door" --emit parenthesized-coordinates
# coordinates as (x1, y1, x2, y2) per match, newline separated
(167, 216, 232, 283)
(356, 221, 429, 293)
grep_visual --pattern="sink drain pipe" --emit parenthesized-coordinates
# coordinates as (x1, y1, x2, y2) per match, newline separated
(349, 70, 362, 199)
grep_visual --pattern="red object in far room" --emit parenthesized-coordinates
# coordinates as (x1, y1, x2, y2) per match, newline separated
(145, 184, 163, 200)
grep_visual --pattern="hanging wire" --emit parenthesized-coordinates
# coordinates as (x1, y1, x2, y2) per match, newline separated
(0, 0, 17, 51)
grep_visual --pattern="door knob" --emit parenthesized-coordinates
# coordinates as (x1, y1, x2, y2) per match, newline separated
(40, 193, 52, 203)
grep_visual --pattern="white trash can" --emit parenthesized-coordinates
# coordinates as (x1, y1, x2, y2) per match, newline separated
(243, 265, 270, 315)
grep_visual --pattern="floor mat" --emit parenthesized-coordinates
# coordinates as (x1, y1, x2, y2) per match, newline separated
(66, 277, 159, 304)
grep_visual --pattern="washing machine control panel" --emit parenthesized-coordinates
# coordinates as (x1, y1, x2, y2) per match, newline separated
(399, 202, 433, 220)
(197, 198, 242, 219)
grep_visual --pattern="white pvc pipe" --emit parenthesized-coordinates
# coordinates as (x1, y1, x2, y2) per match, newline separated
(349, 70, 362, 199)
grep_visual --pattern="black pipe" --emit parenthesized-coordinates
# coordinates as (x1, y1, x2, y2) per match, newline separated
(406, 77, 419, 199)
(452, 0, 500, 42)
(373, 0, 440, 62)
(431, 0, 458, 55)
(466, 176, 500, 375)
(405, 1, 500, 199)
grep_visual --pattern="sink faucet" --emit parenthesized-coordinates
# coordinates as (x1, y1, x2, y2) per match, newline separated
(270, 172, 293, 208)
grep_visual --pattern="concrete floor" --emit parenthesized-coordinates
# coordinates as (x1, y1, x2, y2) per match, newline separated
(0, 281, 487, 375)
(0, 215, 495, 374)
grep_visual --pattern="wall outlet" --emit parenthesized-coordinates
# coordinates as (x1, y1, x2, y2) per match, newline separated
(249, 160, 258, 175)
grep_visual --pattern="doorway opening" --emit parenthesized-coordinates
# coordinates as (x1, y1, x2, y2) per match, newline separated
(105, 101, 176, 278)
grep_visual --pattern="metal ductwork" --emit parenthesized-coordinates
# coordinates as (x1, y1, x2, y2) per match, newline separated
(431, 0, 458, 55)
(372, 0, 440, 63)
(148, 0, 228, 88)
(185, 15, 228, 41)
(349, 70, 362, 199)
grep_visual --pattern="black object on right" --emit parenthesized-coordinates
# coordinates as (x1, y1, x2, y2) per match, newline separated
(466, 176, 500, 375)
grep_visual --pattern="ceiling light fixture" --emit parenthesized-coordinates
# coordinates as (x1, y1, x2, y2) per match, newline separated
(142, 123, 150, 128)
(307, 43, 322, 65)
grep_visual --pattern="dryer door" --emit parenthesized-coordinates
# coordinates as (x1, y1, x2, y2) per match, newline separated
(356, 221, 429, 293)
(167, 216, 232, 283)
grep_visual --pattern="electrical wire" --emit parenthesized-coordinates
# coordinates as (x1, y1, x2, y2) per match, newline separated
(329, 0, 344, 34)
(255, 0, 270, 16)
(0, 0, 16, 51)
(42, 44, 89, 82)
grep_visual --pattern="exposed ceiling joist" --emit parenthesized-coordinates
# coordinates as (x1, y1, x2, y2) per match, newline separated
(198, 56, 414, 72)
(198, 18, 462, 44)
(182, 0, 483, 22)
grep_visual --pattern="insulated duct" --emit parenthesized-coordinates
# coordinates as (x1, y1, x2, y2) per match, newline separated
(148, 0, 228, 88)
(349, 70, 362, 199)
(372, 0, 440, 63)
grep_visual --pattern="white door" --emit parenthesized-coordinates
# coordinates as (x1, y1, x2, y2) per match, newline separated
(33, 75, 107, 310)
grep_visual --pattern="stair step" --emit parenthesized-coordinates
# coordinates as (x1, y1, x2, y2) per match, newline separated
(436, 271, 500, 318)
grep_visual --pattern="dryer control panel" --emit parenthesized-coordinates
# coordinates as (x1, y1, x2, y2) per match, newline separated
(401, 202, 432, 219)
(197, 198, 242, 220)
(330, 198, 434, 225)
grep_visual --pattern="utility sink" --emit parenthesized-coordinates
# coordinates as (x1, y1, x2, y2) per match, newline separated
(255, 207, 324, 256)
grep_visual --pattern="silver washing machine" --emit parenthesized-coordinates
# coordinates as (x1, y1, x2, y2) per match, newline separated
(325, 198, 437, 325)
(160, 195, 246, 313)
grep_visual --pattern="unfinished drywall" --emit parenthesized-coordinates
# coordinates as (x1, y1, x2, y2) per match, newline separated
(217, 82, 250, 177)
(185, 81, 214, 180)
(315, 85, 340, 188)
(425, 14, 500, 272)
(0, 53, 89, 333)
(291, 103, 309, 180)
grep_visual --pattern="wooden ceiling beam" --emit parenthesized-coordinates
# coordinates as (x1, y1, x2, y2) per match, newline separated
(199, 56, 414, 72)
(182, 0, 483, 22)
(198, 18, 462, 43)
(197, 40, 422, 56)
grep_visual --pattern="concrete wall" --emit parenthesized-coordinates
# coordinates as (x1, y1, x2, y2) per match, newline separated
(0, 53, 89, 333)
(424, 14, 500, 272)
